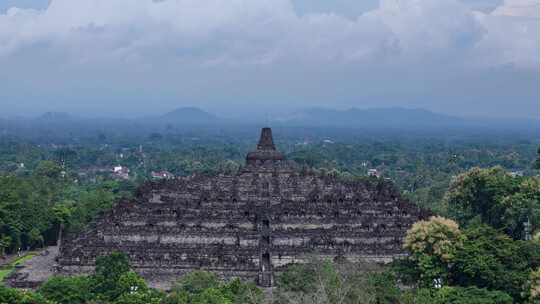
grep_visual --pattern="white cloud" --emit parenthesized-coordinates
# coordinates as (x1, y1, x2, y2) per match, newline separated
(0, 0, 539, 117)
(0, 0, 537, 68)
(492, 0, 540, 17)
(372, 0, 483, 58)
(475, 0, 540, 68)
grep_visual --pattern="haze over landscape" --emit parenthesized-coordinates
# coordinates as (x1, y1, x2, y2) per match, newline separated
(1, 0, 540, 119)
(3, 2, 540, 304)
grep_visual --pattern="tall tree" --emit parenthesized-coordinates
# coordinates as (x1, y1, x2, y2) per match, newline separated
(451, 224, 535, 301)
(444, 167, 540, 239)
(52, 201, 73, 248)
(403, 216, 464, 287)
(92, 251, 131, 300)
(445, 167, 520, 228)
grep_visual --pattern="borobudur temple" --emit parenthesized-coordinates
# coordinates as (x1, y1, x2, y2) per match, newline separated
(58, 128, 428, 288)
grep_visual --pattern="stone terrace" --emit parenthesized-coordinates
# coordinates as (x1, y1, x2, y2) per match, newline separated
(57, 128, 429, 289)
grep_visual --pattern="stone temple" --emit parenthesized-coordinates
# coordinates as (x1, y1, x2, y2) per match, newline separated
(57, 128, 428, 288)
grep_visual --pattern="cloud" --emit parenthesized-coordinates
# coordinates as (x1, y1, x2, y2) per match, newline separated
(0, 0, 536, 68)
(476, 0, 540, 68)
(0, 0, 539, 117)
(492, 0, 540, 17)
(1, 0, 388, 67)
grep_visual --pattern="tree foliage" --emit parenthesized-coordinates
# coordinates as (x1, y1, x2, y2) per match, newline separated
(403, 216, 464, 287)
(524, 267, 540, 303)
(445, 167, 540, 239)
(0, 285, 53, 304)
(93, 251, 132, 301)
(405, 286, 513, 304)
(39, 276, 93, 304)
(38, 252, 164, 304)
(1, 126, 540, 303)
(274, 259, 398, 304)
(164, 270, 263, 304)
(450, 225, 532, 300)
(0, 161, 125, 254)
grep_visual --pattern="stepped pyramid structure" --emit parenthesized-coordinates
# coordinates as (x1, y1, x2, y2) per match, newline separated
(58, 128, 428, 288)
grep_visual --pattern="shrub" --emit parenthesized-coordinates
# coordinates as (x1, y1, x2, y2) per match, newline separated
(0, 285, 53, 304)
(276, 264, 316, 293)
(39, 275, 93, 304)
(173, 271, 221, 295)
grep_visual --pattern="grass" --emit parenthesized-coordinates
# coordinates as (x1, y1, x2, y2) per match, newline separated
(0, 253, 37, 282)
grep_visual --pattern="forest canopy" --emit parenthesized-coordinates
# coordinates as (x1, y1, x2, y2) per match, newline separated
(0, 128, 539, 303)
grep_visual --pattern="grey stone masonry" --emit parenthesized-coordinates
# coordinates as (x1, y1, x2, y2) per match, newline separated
(58, 128, 429, 289)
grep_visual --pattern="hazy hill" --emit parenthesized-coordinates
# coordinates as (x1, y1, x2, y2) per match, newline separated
(37, 112, 73, 121)
(160, 107, 218, 125)
(274, 107, 464, 128)
(3, 107, 539, 142)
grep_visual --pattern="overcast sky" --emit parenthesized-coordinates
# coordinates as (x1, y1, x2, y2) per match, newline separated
(0, 0, 539, 118)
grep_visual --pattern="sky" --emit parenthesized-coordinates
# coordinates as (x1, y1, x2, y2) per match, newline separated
(0, 0, 539, 119)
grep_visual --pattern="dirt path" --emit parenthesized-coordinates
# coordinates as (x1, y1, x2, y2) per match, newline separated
(5, 247, 59, 289)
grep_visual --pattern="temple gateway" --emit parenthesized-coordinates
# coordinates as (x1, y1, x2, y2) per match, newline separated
(58, 128, 428, 289)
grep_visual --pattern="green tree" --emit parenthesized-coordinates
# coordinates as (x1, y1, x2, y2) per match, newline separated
(0, 285, 23, 304)
(114, 289, 164, 304)
(166, 271, 263, 304)
(92, 251, 131, 300)
(451, 225, 530, 300)
(445, 167, 540, 239)
(0, 235, 12, 256)
(406, 286, 512, 304)
(34, 161, 63, 179)
(367, 271, 401, 304)
(0, 285, 53, 304)
(192, 288, 232, 304)
(274, 259, 385, 304)
(28, 227, 44, 248)
(498, 177, 540, 239)
(276, 264, 317, 293)
(162, 291, 189, 304)
(445, 167, 520, 228)
(403, 216, 464, 287)
(54, 148, 78, 169)
(524, 267, 540, 303)
(225, 279, 264, 304)
(39, 276, 93, 304)
(173, 271, 221, 295)
(115, 271, 149, 298)
(52, 201, 74, 247)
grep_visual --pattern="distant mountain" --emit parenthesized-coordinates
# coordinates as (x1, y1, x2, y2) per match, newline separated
(273, 107, 465, 128)
(160, 107, 218, 124)
(37, 112, 72, 121)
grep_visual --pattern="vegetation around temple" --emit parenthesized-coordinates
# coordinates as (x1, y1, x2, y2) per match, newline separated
(1, 127, 540, 303)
